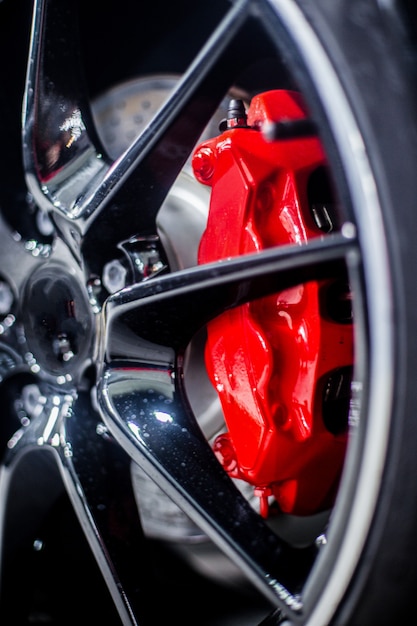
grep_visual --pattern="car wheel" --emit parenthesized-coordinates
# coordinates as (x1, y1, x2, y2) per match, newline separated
(1, 1, 417, 625)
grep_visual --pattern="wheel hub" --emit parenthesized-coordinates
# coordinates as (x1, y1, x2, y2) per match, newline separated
(22, 265, 93, 378)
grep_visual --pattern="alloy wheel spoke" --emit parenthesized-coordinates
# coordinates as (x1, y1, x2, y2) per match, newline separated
(23, 0, 252, 235)
(98, 363, 316, 615)
(61, 393, 156, 625)
(93, 231, 359, 615)
(80, 0, 255, 275)
(103, 233, 358, 357)
(23, 0, 108, 216)
(2, 389, 154, 624)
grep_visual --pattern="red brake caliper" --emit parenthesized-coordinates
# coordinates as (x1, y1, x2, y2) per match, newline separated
(192, 90, 353, 517)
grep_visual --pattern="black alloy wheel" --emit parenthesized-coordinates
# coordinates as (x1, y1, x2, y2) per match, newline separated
(1, 1, 417, 625)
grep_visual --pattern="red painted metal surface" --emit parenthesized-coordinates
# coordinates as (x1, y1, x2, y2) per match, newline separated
(192, 90, 353, 516)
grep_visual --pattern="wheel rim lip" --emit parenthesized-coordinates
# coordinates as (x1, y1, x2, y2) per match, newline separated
(266, 0, 394, 622)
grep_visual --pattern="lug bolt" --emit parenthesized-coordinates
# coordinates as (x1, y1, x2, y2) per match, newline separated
(0, 280, 13, 316)
(36, 208, 54, 236)
(102, 259, 128, 293)
(192, 146, 216, 184)
(52, 333, 74, 362)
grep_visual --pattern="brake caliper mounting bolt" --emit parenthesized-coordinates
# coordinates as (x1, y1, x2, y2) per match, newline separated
(192, 146, 216, 184)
